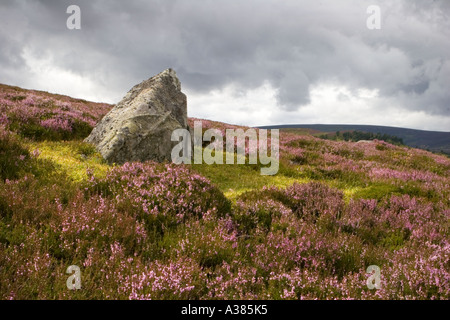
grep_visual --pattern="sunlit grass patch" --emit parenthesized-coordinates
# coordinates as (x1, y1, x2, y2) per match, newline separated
(191, 162, 303, 201)
(349, 182, 400, 201)
(224, 175, 305, 201)
(342, 186, 362, 204)
(24, 140, 109, 183)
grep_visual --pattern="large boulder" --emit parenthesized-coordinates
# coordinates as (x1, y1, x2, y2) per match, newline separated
(85, 68, 189, 164)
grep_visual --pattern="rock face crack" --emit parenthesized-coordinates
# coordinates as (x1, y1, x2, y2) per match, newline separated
(85, 69, 189, 164)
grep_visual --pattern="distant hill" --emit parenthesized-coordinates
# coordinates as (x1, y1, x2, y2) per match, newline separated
(258, 124, 450, 155)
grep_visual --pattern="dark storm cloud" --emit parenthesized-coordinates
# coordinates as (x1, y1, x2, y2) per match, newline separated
(0, 0, 449, 117)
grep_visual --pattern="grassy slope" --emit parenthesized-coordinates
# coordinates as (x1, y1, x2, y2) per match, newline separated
(0, 84, 449, 300)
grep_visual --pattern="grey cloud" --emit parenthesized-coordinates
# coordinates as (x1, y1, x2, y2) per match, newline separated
(0, 0, 449, 121)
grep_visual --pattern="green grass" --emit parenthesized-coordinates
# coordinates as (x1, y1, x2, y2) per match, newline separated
(191, 163, 303, 201)
(23, 140, 109, 183)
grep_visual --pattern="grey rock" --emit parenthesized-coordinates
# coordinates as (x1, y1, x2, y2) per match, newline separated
(85, 69, 189, 164)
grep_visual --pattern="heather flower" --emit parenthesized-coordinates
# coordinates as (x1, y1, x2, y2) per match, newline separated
(0, 114, 9, 126)
(86, 161, 231, 231)
(1, 84, 449, 300)
(31, 148, 41, 158)
(40, 118, 73, 132)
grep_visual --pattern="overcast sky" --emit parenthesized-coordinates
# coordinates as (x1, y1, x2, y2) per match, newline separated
(0, 0, 449, 131)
